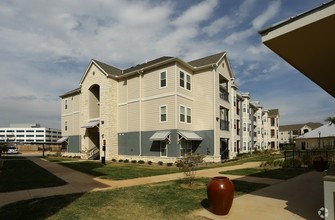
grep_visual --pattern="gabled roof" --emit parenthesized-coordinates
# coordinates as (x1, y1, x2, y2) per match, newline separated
(296, 123, 335, 139)
(280, 122, 323, 131)
(92, 59, 122, 77)
(188, 52, 226, 68)
(268, 109, 279, 117)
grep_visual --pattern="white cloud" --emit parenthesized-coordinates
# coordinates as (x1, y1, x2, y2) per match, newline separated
(252, 1, 281, 29)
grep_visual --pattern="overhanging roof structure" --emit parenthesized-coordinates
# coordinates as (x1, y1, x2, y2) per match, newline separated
(259, 1, 335, 97)
(150, 131, 171, 141)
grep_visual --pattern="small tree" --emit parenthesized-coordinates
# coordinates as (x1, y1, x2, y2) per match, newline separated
(325, 116, 335, 125)
(0, 142, 9, 158)
(176, 153, 204, 187)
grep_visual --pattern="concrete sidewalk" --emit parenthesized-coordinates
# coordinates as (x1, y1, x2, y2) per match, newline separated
(0, 157, 325, 220)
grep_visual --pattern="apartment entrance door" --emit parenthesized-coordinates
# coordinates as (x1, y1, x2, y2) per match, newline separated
(220, 138, 229, 160)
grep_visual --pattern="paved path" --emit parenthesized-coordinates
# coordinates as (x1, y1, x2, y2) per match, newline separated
(0, 157, 325, 220)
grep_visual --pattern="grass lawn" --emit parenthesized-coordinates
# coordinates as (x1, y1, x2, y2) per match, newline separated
(0, 178, 269, 219)
(220, 167, 310, 180)
(56, 160, 180, 180)
(0, 159, 67, 192)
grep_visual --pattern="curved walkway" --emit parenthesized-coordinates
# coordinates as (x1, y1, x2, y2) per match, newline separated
(0, 157, 324, 219)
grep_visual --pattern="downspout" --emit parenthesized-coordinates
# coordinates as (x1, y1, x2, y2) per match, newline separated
(138, 69, 144, 156)
(212, 64, 217, 161)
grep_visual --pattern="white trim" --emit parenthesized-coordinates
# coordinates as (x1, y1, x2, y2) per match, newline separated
(159, 105, 168, 123)
(179, 104, 192, 124)
(159, 70, 167, 88)
(178, 68, 192, 91)
(160, 141, 168, 157)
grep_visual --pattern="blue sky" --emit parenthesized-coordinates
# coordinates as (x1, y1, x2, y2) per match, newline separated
(0, 0, 334, 128)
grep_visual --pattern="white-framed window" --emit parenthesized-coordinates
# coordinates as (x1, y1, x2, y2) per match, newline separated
(160, 105, 167, 122)
(64, 99, 68, 110)
(64, 121, 68, 131)
(179, 71, 191, 90)
(160, 141, 167, 157)
(160, 71, 167, 88)
(179, 105, 191, 123)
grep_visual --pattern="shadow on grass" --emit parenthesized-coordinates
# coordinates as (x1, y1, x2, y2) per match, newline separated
(0, 160, 67, 192)
(0, 193, 84, 220)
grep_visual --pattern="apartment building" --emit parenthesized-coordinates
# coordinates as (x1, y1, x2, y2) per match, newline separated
(60, 51, 279, 162)
(0, 123, 62, 143)
(279, 122, 323, 147)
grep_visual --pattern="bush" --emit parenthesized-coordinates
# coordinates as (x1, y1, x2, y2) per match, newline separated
(147, 161, 152, 165)
(124, 159, 129, 163)
(166, 162, 173, 167)
(131, 160, 137, 163)
(111, 159, 117, 162)
(158, 161, 163, 166)
(138, 160, 145, 164)
(118, 159, 123, 162)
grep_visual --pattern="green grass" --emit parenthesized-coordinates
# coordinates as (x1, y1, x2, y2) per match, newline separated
(0, 159, 67, 192)
(0, 178, 269, 219)
(58, 161, 180, 180)
(220, 167, 310, 180)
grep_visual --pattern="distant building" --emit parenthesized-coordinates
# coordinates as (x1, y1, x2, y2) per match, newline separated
(295, 123, 335, 150)
(279, 122, 323, 147)
(0, 123, 62, 143)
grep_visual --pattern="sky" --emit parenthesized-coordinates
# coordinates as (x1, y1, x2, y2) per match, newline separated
(0, 0, 334, 129)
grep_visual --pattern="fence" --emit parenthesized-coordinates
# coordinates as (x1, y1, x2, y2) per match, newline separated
(284, 150, 335, 167)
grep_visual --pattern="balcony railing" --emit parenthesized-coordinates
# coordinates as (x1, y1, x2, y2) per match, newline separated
(220, 120, 229, 131)
(219, 88, 229, 102)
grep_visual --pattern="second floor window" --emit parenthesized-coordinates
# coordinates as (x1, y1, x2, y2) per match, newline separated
(180, 105, 191, 123)
(65, 121, 68, 131)
(65, 100, 68, 109)
(160, 71, 166, 88)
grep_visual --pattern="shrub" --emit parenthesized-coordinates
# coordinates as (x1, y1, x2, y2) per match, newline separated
(158, 161, 163, 166)
(111, 158, 117, 162)
(124, 159, 129, 163)
(167, 162, 173, 167)
(131, 160, 137, 163)
(118, 159, 123, 162)
(293, 157, 303, 168)
(138, 160, 145, 164)
(147, 161, 152, 165)
(176, 153, 204, 186)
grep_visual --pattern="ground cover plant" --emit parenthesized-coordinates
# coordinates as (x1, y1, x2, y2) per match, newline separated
(0, 159, 67, 192)
(0, 178, 269, 219)
(220, 167, 310, 180)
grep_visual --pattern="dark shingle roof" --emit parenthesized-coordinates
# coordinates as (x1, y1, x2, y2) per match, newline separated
(92, 59, 123, 77)
(188, 52, 225, 68)
(280, 122, 323, 131)
(123, 56, 174, 74)
(59, 87, 81, 98)
(268, 109, 279, 117)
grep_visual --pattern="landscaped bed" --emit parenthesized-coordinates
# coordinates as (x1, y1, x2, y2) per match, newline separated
(0, 178, 269, 219)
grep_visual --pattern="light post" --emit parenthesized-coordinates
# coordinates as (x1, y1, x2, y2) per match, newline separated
(318, 131, 321, 149)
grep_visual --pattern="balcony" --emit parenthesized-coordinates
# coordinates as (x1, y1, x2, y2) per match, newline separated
(220, 119, 229, 131)
(219, 88, 229, 102)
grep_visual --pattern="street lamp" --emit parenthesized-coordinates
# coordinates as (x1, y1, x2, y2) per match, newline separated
(318, 131, 321, 149)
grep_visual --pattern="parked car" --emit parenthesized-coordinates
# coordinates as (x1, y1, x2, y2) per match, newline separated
(7, 146, 18, 154)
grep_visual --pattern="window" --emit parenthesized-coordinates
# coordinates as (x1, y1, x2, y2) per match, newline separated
(160, 142, 167, 157)
(26, 130, 34, 133)
(179, 71, 191, 90)
(186, 74, 191, 90)
(65, 99, 68, 110)
(26, 135, 34, 137)
(16, 130, 24, 133)
(160, 105, 167, 122)
(180, 140, 192, 156)
(179, 71, 185, 88)
(179, 105, 191, 123)
(65, 121, 68, 131)
(160, 71, 166, 88)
